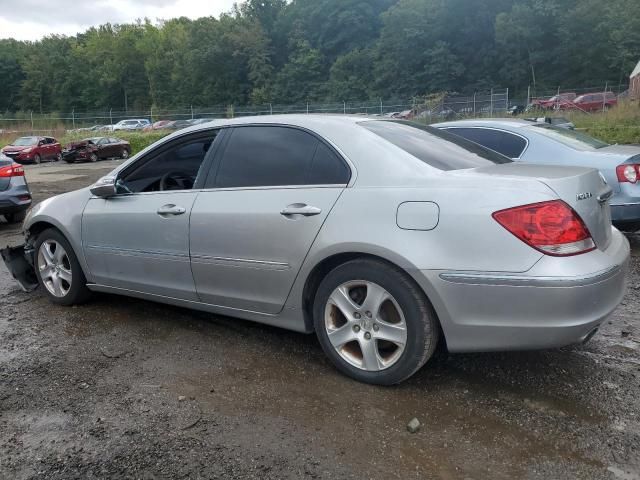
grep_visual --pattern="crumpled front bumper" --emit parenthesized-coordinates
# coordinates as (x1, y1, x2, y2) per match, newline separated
(1, 244, 38, 292)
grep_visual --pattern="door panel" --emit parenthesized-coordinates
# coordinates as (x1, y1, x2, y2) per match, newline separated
(83, 192, 199, 300)
(190, 188, 343, 314)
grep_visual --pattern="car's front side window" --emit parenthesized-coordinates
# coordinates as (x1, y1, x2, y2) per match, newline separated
(117, 132, 218, 194)
(211, 126, 349, 188)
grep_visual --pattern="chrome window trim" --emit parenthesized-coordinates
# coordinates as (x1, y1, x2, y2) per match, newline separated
(94, 184, 349, 199)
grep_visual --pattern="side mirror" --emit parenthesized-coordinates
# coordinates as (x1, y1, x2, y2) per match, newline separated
(90, 175, 117, 198)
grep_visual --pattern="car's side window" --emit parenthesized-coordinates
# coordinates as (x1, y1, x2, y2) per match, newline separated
(117, 132, 217, 194)
(449, 128, 502, 153)
(211, 126, 348, 189)
(498, 132, 527, 158)
(308, 141, 351, 184)
(446, 128, 526, 159)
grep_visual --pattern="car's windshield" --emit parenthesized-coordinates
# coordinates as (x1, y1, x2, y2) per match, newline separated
(13, 137, 38, 146)
(529, 124, 608, 150)
(360, 120, 512, 170)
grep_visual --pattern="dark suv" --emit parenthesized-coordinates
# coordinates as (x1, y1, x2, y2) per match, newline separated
(0, 154, 31, 223)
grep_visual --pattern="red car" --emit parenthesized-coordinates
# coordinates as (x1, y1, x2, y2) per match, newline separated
(531, 93, 576, 110)
(143, 120, 173, 131)
(562, 92, 618, 112)
(1, 136, 62, 164)
(62, 137, 131, 163)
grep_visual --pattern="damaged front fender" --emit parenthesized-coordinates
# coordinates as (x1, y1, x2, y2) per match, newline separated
(1, 244, 38, 292)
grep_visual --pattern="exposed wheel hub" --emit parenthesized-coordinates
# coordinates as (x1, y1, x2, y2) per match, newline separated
(324, 280, 408, 371)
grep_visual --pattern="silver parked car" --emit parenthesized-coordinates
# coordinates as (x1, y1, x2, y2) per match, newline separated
(433, 118, 640, 230)
(1, 116, 629, 385)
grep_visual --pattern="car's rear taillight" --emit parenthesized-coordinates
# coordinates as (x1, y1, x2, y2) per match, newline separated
(492, 200, 595, 256)
(0, 163, 25, 177)
(616, 164, 640, 183)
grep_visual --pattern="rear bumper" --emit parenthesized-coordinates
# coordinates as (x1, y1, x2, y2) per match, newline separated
(0, 184, 32, 215)
(413, 229, 630, 352)
(610, 202, 640, 223)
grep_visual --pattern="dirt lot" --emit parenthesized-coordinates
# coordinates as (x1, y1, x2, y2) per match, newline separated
(1, 160, 639, 479)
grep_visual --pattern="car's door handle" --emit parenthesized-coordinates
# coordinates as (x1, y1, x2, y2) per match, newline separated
(280, 203, 322, 217)
(157, 204, 186, 216)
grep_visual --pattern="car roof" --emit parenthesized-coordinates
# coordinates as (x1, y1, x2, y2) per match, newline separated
(119, 115, 446, 187)
(181, 114, 375, 131)
(431, 118, 534, 130)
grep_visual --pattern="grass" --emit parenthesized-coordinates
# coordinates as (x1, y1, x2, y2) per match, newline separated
(564, 101, 640, 144)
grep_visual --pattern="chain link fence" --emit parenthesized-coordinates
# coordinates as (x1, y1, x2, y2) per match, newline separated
(0, 89, 512, 137)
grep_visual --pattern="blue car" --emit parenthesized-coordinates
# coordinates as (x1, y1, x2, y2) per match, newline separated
(434, 118, 640, 230)
(0, 153, 32, 223)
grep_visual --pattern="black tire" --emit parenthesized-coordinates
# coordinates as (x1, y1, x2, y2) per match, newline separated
(5, 210, 26, 224)
(121, 149, 130, 159)
(313, 258, 439, 385)
(55, 152, 62, 162)
(33, 154, 41, 164)
(89, 152, 98, 162)
(34, 228, 92, 305)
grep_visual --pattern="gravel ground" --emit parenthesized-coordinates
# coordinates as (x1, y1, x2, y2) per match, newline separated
(0, 161, 639, 479)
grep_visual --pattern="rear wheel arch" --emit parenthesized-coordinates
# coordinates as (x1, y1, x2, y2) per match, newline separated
(301, 252, 444, 340)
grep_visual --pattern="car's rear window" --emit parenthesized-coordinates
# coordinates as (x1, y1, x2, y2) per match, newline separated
(359, 120, 512, 170)
(528, 124, 608, 150)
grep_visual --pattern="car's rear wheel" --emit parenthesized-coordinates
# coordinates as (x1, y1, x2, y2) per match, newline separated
(55, 152, 62, 162)
(34, 228, 91, 305)
(89, 152, 98, 162)
(33, 154, 41, 164)
(313, 258, 439, 385)
(4, 211, 26, 224)
(121, 149, 130, 159)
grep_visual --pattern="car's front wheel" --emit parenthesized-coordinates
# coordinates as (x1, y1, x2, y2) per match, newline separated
(34, 229, 91, 305)
(313, 258, 439, 385)
(33, 154, 41, 164)
(121, 149, 130, 159)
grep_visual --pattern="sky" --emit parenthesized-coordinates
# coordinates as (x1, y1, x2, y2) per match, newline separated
(0, 0, 238, 41)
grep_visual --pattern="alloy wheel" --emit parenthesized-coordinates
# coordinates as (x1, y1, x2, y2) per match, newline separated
(324, 280, 407, 371)
(37, 240, 72, 297)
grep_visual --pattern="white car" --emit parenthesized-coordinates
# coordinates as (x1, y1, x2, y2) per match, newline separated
(112, 119, 151, 131)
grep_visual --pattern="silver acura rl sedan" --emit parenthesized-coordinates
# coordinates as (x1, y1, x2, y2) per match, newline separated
(1, 115, 630, 385)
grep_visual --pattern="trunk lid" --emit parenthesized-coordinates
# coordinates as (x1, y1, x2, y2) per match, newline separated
(471, 163, 613, 249)
(596, 144, 640, 156)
